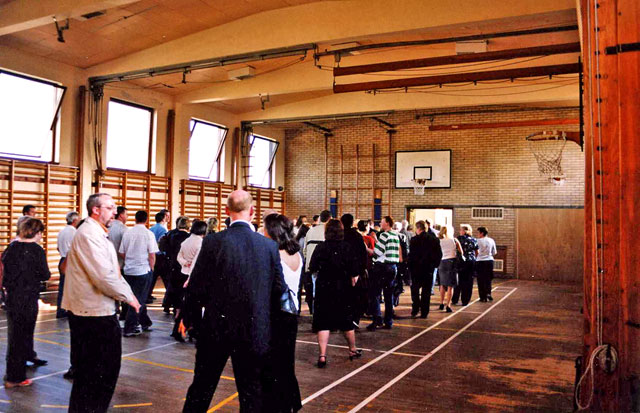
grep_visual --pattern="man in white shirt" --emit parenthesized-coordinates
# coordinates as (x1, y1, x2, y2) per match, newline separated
(119, 210, 158, 337)
(108, 206, 128, 270)
(476, 226, 498, 302)
(62, 193, 139, 413)
(56, 211, 79, 318)
(302, 210, 331, 314)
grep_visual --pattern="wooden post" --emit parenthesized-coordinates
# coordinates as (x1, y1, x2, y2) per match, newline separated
(355, 144, 360, 219)
(580, 0, 640, 411)
(180, 179, 186, 218)
(371, 144, 376, 220)
(339, 145, 344, 217)
(76, 86, 86, 212)
(200, 181, 205, 220)
(387, 130, 394, 216)
(324, 134, 329, 209)
(43, 164, 50, 258)
(145, 175, 151, 223)
(166, 110, 175, 226)
(122, 172, 128, 209)
(8, 161, 14, 235)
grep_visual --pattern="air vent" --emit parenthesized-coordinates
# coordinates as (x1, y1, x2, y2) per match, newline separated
(76, 11, 106, 21)
(493, 259, 504, 272)
(471, 207, 504, 220)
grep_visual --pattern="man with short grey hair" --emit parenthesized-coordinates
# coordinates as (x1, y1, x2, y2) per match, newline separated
(55, 211, 80, 318)
(62, 193, 140, 413)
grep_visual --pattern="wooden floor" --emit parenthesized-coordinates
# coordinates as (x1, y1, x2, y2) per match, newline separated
(0, 280, 582, 412)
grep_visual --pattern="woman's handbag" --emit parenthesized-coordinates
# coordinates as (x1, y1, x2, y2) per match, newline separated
(455, 249, 466, 272)
(280, 288, 298, 315)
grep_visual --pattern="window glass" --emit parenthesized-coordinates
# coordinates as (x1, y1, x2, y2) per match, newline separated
(248, 134, 278, 188)
(106, 99, 153, 172)
(188, 119, 227, 181)
(0, 70, 65, 163)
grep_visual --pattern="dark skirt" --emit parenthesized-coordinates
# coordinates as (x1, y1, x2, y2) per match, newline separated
(312, 278, 354, 333)
(266, 312, 302, 412)
(438, 258, 458, 287)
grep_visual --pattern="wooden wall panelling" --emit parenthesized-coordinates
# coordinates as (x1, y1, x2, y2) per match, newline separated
(180, 180, 235, 226)
(95, 170, 170, 227)
(245, 186, 286, 225)
(0, 160, 79, 281)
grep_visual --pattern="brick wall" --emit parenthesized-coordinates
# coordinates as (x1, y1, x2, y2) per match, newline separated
(284, 105, 584, 277)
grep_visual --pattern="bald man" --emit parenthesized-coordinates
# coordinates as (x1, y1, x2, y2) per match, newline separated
(182, 190, 287, 412)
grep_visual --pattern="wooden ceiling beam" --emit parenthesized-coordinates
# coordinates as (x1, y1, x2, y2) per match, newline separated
(0, 0, 138, 36)
(333, 62, 581, 93)
(334, 42, 581, 76)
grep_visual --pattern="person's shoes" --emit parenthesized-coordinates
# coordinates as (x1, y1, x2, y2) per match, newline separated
(4, 379, 32, 388)
(348, 349, 363, 361)
(479, 298, 487, 302)
(170, 332, 185, 343)
(439, 304, 445, 311)
(142, 325, 153, 332)
(123, 329, 142, 337)
(381, 324, 392, 330)
(451, 301, 458, 306)
(366, 322, 380, 331)
(317, 355, 327, 368)
(411, 310, 419, 317)
(488, 295, 494, 302)
(163, 307, 171, 314)
(27, 358, 48, 367)
(63, 368, 75, 380)
(446, 306, 453, 313)
(420, 313, 428, 319)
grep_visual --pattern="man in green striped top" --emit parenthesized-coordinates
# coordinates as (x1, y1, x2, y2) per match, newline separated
(367, 216, 401, 331)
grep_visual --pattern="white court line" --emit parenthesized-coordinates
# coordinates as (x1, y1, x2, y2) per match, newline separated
(348, 288, 518, 412)
(301, 284, 504, 405)
(0, 342, 179, 390)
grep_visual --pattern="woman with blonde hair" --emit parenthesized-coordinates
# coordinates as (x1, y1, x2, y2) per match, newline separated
(452, 224, 478, 306)
(205, 217, 218, 235)
(437, 225, 464, 313)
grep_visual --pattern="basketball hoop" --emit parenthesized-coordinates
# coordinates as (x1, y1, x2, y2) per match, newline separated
(526, 130, 569, 183)
(411, 178, 427, 195)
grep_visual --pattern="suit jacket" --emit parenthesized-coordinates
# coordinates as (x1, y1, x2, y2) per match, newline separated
(408, 231, 443, 276)
(184, 221, 286, 355)
(343, 228, 367, 276)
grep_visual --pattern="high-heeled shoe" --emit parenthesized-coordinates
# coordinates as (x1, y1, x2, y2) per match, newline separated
(170, 332, 185, 343)
(317, 355, 327, 368)
(348, 349, 363, 361)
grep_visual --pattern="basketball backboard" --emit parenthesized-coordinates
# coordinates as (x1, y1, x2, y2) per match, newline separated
(395, 150, 451, 189)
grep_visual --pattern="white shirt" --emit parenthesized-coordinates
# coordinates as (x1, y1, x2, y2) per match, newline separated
(477, 236, 497, 261)
(119, 224, 159, 275)
(440, 238, 458, 260)
(281, 253, 302, 312)
(177, 234, 203, 276)
(108, 220, 128, 268)
(303, 223, 325, 272)
(57, 224, 77, 258)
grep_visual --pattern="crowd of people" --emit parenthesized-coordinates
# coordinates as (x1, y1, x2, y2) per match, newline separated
(0, 193, 497, 412)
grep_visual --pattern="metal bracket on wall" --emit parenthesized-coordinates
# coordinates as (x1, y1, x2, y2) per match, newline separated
(604, 42, 640, 55)
(303, 122, 333, 137)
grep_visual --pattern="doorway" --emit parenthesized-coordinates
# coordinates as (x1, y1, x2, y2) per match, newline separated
(407, 207, 453, 229)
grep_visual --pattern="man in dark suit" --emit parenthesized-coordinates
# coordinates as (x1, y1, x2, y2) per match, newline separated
(408, 220, 442, 318)
(340, 214, 368, 327)
(182, 190, 286, 413)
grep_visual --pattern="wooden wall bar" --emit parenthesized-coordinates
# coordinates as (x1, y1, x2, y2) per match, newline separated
(580, 0, 640, 410)
(95, 170, 171, 227)
(245, 186, 286, 225)
(180, 179, 235, 225)
(0, 160, 80, 279)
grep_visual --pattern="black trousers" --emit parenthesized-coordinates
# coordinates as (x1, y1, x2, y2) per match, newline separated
(56, 257, 67, 318)
(368, 263, 396, 326)
(410, 269, 434, 316)
(301, 271, 314, 314)
(452, 261, 475, 305)
(5, 299, 38, 383)
(184, 332, 266, 413)
(476, 260, 494, 300)
(123, 273, 153, 333)
(68, 313, 122, 413)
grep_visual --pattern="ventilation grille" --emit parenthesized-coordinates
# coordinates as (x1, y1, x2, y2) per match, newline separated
(472, 207, 504, 220)
(493, 259, 504, 272)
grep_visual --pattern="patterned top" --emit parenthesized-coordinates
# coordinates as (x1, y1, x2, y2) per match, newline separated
(374, 230, 401, 264)
(457, 234, 479, 261)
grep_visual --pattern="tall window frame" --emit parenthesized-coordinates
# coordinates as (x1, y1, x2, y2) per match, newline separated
(248, 134, 279, 189)
(0, 69, 66, 164)
(188, 118, 228, 182)
(106, 98, 155, 173)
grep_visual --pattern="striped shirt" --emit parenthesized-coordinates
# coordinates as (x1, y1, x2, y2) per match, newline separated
(374, 230, 401, 263)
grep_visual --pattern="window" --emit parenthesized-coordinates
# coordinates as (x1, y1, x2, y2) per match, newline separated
(248, 134, 278, 188)
(188, 119, 227, 182)
(106, 99, 154, 172)
(0, 69, 66, 163)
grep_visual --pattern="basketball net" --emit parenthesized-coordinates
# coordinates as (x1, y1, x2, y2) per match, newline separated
(411, 178, 427, 195)
(526, 131, 568, 184)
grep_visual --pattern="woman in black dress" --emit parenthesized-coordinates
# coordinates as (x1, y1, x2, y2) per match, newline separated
(309, 219, 362, 367)
(2, 218, 51, 388)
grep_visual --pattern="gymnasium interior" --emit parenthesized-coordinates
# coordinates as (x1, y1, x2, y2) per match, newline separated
(0, 0, 638, 411)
